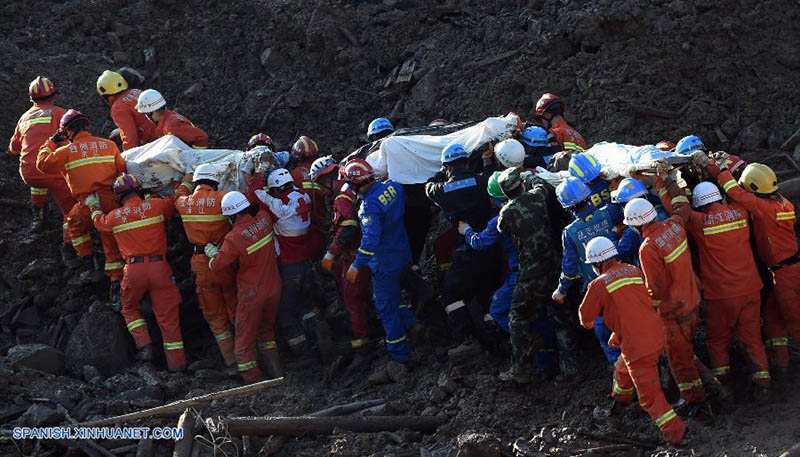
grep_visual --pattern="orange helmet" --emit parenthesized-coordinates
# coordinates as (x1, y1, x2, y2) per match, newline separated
(341, 159, 374, 185)
(247, 133, 274, 151)
(112, 173, 142, 198)
(291, 136, 319, 159)
(655, 140, 676, 152)
(29, 76, 56, 101)
(535, 93, 565, 117)
(59, 109, 90, 131)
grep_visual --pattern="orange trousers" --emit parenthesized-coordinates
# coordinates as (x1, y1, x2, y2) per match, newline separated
(66, 189, 123, 280)
(333, 253, 371, 352)
(21, 170, 75, 244)
(662, 309, 706, 404)
(121, 259, 185, 371)
(763, 263, 800, 370)
(192, 253, 237, 366)
(705, 292, 770, 388)
(236, 282, 281, 383)
(612, 349, 686, 445)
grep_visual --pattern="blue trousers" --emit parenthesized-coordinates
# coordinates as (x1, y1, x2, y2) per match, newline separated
(593, 316, 621, 364)
(373, 266, 417, 362)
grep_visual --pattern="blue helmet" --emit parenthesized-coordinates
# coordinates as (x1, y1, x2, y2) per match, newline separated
(568, 152, 601, 183)
(441, 143, 469, 163)
(674, 135, 705, 156)
(367, 117, 394, 139)
(520, 126, 549, 147)
(556, 177, 591, 208)
(611, 178, 648, 203)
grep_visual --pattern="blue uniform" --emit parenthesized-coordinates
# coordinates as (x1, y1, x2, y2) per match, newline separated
(586, 179, 611, 210)
(352, 180, 417, 362)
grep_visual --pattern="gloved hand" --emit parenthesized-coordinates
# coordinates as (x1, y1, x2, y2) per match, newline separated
(457, 221, 471, 235)
(653, 159, 670, 178)
(551, 288, 566, 304)
(321, 252, 335, 272)
(49, 130, 66, 144)
(711, 151, 730, 170)
(691, 150, 710, 168)
(84, 193, 100, 209)
(345, 264, 360, 283)
(204, 242, 220, 258)
(254, 189, 274, 204)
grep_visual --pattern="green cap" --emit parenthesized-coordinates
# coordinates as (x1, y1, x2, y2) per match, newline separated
(487, 171, 505, 199)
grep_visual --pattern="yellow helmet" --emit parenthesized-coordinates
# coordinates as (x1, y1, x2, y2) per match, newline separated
(738, 163, 778, 194)
(96, 70, 128, 96)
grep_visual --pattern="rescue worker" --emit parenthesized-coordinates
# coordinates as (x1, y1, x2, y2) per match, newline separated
(675, 135, 747, 178)
(366, 117, 394, 142)
(86, 174, 186, 371)
(288, 136, 319, 184)
(519, 125, 559, 170)
(288, 136, 327, 258)
(534, 93, 587, 151)
(206, 191, 283, 382)
(311, 156, 373, 366)
(36, 110, 125, 292)
(174, 164, 237, 369)
(569, 152, 610, 210)
(136, 89, 209, 148)
(493, 139, 527, 170)
(623, 198, 708, 411)
(96, 70, 157, 150)
(579, 236, 686, 445)
(552, 177, 622, 367)
(425, 143, 497, 358)
(657, 162, 771, 393)
(8, 77, 76, 254)
(610, 178, 669, 266)
(344, 159, 418, 371)
(247, 133, 275, 151)
(699, 155, 799, 379)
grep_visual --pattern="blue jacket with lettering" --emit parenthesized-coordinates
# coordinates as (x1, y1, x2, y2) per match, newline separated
(463, 214, 518, 270)
(352, 179, 412, 272)
(425, 168, 491, 248)
(587, 178, 611, 210)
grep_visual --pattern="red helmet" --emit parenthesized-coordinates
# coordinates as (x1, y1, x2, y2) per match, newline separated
(247, 133, 274, 151)
(29, 76, 56, 101)
(59, 109, 90, 131)
(341, 159, 374, 185)
(655, 140, 676, 152)
(535, 93, 566, 117)
(291, 136, 319, 159)
(112, 173, 141, 198)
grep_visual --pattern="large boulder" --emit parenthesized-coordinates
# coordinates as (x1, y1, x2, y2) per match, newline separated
(17, 404, 63, 427)
(6, 344, 64, 374)
(65, 310, 133, 376)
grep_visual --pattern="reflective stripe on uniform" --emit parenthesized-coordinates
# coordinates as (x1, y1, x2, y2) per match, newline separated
(677, 378, 703, 392)
(386, 335, 406, 345)
(127, 319, 146, 332)
(752, 370, 770, 380)
(612, 379, 634, 395)
(670, 196, 690, 206)
(340, 219, 358, 227)
(777, 211, 796, 221)
(21, 116, 53, 128)
(335, 193, 354, 202)
(712, 365, 730, 376)
(564, 142, 584, 152)
(65, 155, 116, 170)
(164, 341, 184, 351)
(605, 277, 644, 293)
(351, 338, 366, 348)
(113, 215, 165, 234)
(483, 313, 494, 322)
(71, 234, 91, 247)
(302, 312, 316, 321)
(664, 239, 688, 263)
(399, 303, 412, 309)
(303, 182, 322, 191)
(722, 179, 738, 192)
(238, 361, 257, 371)
(105, 262, 124, 271)
(703, 219, 747, 235)
(215, 331, 233, 341)
(358, 247, 374, 256)
(445, 300, 466, 314)
(90, 210, 104, 219)
(258, 341, 277, 350)
(30, 187, 48, 196)
(288, 335, 307, 346)
(767, 337, 789, 347)
(655, 409, 678, 429)
(245, 232, 274, 254)
(181, 214, 226, 222)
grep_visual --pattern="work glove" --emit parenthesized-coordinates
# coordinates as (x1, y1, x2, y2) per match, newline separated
(457, 221, 472, 235)
(690, 150, 710, 168)
(711, 151, 730, 170)
(254, 189, 274, 205)
(49, 130, 67, 144)
(84, 193, 100, 209)
(204, 242, 220, 258)
(551, 288, 566, 304)
(653, 159, 670, 178)
(321, 252, 335, 272)
(345, 264, 360, 283)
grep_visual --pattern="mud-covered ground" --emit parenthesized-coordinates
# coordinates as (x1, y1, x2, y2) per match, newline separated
(1, 0, 800, 456)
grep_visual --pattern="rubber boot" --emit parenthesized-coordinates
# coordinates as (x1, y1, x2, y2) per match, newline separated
(259, 349, 283, 379)
(447, 336, 481, 359)
(109, 281, 121, 311)
(59, 244, 82, 269)
(314, 319, 335, 364)
(30, 206, 45, 232)
(137, 344, 156, 362)
(498, 365, 533, 383)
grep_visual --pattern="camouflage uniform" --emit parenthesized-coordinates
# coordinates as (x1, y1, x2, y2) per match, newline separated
(497, 174, 561, 372)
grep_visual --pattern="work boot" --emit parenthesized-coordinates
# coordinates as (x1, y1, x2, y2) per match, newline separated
(30, 206, 45, 232)
(592, 398, 623, 419)
(224, 364, 238, 378)
(314, 320, 335, 364)
(259, 350, 284, 379)
(498, 365, 533, 383)
(137, 344, 156, 362)
(109, 281, 121, 311)
(447, 337, 481, 359)
(60, 244, 82, 269)
(345, 351, 374, 373)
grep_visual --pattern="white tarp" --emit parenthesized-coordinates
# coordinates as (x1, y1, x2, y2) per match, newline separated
(586, 142, 677, 179)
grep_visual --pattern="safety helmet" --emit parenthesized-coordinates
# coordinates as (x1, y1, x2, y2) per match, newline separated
(29, 76, 56, 101)
(520, 126, 549, 148)
(692, 182, 722, 208)
(611, 178, 648, 203)
(136, 89, 166, 113)
(267, 168, 293, 189)
(59, 109, 90, 131)
(221, 191, 250, 216)
(623, 198, 656, 226)
(309, 156, 338, 182)
(655, 140, 676, 152)
(556, 177, 591, 208)
(441, 143, 469, 164)
(247, 133, 274, 151)
(96, 70, 128, 96)
(584, 236, 618, 264)
(675, 135, 705, 156)
(535, 93, 566, 117)
(486, 171, 505, 199)
(568, 152, 602, 183)
(193, 163, 219, 183)
(494, 139, 525, 169)
(739, 163, 778, 194)
(497, 167, 522, 196)
(367, 117, 394, 139)
(112, 173, 141, 198)
(341, 159, 375, 185)
(291, 136, 319, 159)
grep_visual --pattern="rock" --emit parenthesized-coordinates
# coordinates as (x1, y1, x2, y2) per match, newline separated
(420, 406, 439, 416)
(721, 118, 740, 138)
(736, 121, 767, 150)
(83, 365, 103, 382)
(113, 51, 129, 64)
(793, 143, 800, 164)
(17, 404, 63, 427)
(694, 0, 715, 12)
(11, 306, 40, 328)
(183, 82, 203, 98)
(411, 68, 440, 104)
(429, 386, 448, 403)
(455, 432, 503, 457)
(119, 385, 164, 403)
(62, 297, 85, 313)
(386, 360, 407, 383)
(17, 259, 58, 280)
(143, 47, 157, 70)
(65, 310, 133, 376)
(437, 371, 457, 393)
(117, 67, 145, 88)
(260, 48, 285, 70)
(116, 23, 134, 37)
(6, 344, 64, 374)
(32, 288, 58, 310)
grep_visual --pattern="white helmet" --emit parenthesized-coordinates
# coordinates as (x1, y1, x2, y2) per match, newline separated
(494, 139, 525, 168)
(193, 163, 219, 183)
(623, 198, 656, 226)
(267, 168, 293, 189)
(136, 89, 166, 113)
(221, 191, 250, 216)
(585, 236, 618, 264)
(692, 181, 722, 208)
(309, 156, 338, 181)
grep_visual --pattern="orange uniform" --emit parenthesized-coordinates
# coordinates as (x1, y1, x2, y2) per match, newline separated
(291, 162, 329, 259)
(210, 209, 282, 383)
(37, 131, 125, 279)
(8, 101, 74, 243)
(107, 89, 158, 150)
(659, 176, 770, 387)
(90, 194, 185, 371)
(579, 260, 685, 445)
(155, 109, 209, 148)
(640, 215, 706, 404)
(548, 117, 587, 151)
(175, 183, 237, 365)
(712, 167, 800, 371)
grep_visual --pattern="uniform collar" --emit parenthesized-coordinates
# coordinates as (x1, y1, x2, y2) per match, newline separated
(71, 131, 92, 142)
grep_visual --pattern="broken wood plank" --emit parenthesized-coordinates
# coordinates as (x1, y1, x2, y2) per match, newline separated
(780, 153, 800, 174)
(258, 94, 287, 131)
(628, 103, 681, 119)
(780, 127, 800, 151)
(573, 443, 632, 454)
(219, 415, 446, 437)
(308, 399, 384, 417)
(396, 60, 416, 84)
(172, 409, 196, 457)
(714, 126, 729, 146)
(472, 49, 520, 68)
